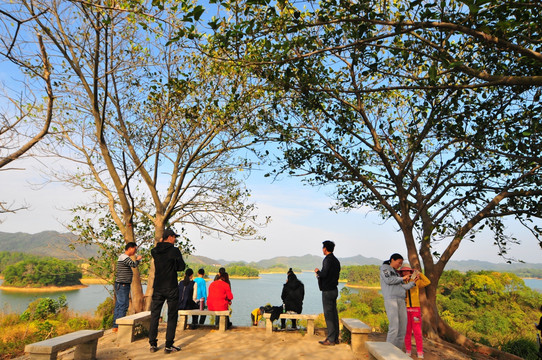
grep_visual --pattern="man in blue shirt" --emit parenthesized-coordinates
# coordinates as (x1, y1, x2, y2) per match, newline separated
(193, 268, 208, 326)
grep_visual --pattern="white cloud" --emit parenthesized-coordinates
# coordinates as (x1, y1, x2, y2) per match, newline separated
(1, 159, 541, 265)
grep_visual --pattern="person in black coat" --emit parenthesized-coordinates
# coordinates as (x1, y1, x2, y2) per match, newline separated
(281, 268, 305, 329)
(178, 268, 198, 328)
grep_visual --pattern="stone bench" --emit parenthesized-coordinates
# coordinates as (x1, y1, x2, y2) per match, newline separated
(178, 310, 231, 331)
(115, 311, 151, 345)
(262, 313, 318, 335)
(25, 329, 104, 360)
(340, 318, 371, 354)
(365, 341, 412, 360)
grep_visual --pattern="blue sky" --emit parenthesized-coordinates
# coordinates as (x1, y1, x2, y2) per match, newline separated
(1, 156, 541, 264)
(1, 43, 540, 265)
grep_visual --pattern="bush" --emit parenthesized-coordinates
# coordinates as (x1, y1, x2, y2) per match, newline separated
(96, 297, 115, 329)
(67, 318, 90, 331)
(20, 296, 68, 321)
(35, 321, 57, 339)
(501, 338, 540, 360)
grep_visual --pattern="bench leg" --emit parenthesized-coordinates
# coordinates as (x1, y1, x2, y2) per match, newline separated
(179, 315, 187, 332)
(28, 352, 57, 360)
(351, 333, 368, 354)
(117, 324, 135, 345)
(306, 319, 315, 336)
(218, 316, 226, 331)
(74, 339, 99, 360)
(265, 318, 273, 335)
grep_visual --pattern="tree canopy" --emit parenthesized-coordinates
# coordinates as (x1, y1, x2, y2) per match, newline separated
(206, 0, 542, 352)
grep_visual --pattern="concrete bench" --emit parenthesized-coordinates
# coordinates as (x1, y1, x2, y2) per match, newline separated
(262, 313, 318, 335)
(25, 329, 104, 360)
(341, 318, 371, 354)
(115, 311, 151, 345)
(178, 310, 231, 331)
(365, 341, 412, 360)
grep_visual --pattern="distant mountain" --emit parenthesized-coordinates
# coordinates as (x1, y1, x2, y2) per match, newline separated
(339, 254, 383, 266)
(0, 231, 97, 260)
(251, 254, 323, 270)
(189, 253, 383, 270)
(189, 254, 542, 273)
(184, 254, 223, 266)
(1, 231, 541, 272)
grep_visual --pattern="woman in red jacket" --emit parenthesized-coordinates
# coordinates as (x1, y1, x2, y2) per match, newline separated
(207, 272, 233, 328)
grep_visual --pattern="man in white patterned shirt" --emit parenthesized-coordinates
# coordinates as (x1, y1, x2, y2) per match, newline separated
(112, 242, 142, 332)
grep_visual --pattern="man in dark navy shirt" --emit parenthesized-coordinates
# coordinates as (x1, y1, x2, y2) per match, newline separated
(314, 240, 341, 346)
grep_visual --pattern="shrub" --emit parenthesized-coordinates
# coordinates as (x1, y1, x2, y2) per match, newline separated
(67, 318, 90, 331)
(20, 296, 68, 321)
(96, 297, 115, 329)
(35, 321, 57, 339)
(501, 338, 539, 360)
(341, 327, 351, 344)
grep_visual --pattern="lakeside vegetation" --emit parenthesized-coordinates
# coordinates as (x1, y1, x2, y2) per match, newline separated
(338, 267, 542, 359)
(0, 296, 105, 360)
(185, 263, 260, 278)
(340, 265, 381, 287)
(2, 258, 82, 288)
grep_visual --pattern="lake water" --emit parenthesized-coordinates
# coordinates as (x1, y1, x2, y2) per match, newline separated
(0, 272, 345, 326)
(523, 278, 542, 292)
(2, 275, 540, 326)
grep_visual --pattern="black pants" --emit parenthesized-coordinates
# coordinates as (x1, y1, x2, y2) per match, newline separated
(322, 288, 339, 342)
(281, 318, 297, 329)
(149, 288, 179, 348)
(193, 315, 206, 324)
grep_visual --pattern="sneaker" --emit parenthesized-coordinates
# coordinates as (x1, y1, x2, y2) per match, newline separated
(406, 351, 411, 356)
(164, 345, 181, 353)
(417, 354, 424, 359)
(149, 346, 158, 353)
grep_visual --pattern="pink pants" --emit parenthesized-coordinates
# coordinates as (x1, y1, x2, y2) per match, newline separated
(405, 307, 423, 354)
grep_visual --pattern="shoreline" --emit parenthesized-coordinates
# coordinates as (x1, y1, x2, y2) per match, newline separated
(81, 278, 110, 285)
(0, 284, 88, 292)
(345, 283, 381, 289)
(208, 274, 260, 279)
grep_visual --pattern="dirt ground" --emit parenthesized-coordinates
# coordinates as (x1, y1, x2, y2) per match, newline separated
(30, 324, 493, 360)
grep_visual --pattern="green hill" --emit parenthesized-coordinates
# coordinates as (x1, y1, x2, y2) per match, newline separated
(0, 231, 97, 260)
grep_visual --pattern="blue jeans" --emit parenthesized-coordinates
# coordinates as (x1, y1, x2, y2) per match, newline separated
(113, 282, 131, 328)
(322, 288, 339, 342)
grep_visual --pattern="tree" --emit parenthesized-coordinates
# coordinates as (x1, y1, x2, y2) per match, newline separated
(209, 0, 542, 355)
(0, 7, 54, 213)
(4, 0, 268, 310)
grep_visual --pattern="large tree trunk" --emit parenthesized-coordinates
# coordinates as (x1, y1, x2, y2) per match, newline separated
(422, 280, 523, 359)
(130, 267, 145, 313)
(123, 223, 144, 313)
